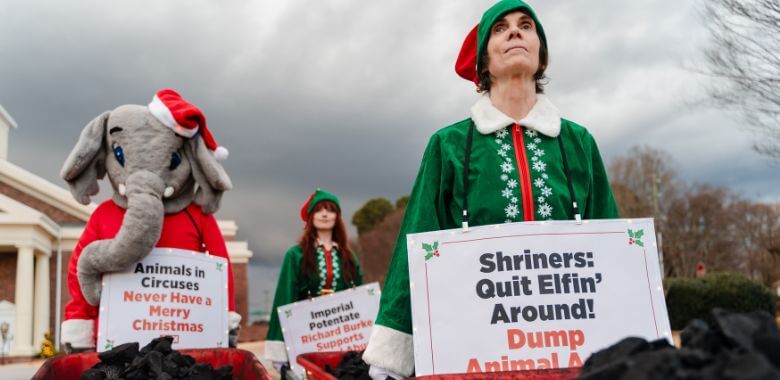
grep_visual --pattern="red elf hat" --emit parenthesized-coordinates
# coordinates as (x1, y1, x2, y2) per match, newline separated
(455, 25, 479, 85)
(148, 88, 229, 160)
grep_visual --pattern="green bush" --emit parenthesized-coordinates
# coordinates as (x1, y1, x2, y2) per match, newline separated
(351, 198, 394, 235)
(665, 272, 776, 330)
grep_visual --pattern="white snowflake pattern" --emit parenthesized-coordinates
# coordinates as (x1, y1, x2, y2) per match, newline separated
(505, 204, 519, 219)
(538, 203, 553, 218)
(538, 196, 546, 203)
(511, 197, 518, 204)
(502, 143, 511, 151)
(501, 162, 514, 173)
(507, 179, 519, 189)
(498, 149, 507, 157)
(532, 161, 547, 172)
(527, 143, 537, 151)
(542, 173, 549, 179)
(534, 137, 542, 144)
(531, 156, 539, 162)
(496, 129, 508, 139)
(502, 188, 513, 199)
(500, 174, 509, 181)
(525, 129, 537, 137)
(534, 178, 546, 188)
(535, 149, 545, 157)
(495, 139, 502, 144)
(541, 186, 553, 197)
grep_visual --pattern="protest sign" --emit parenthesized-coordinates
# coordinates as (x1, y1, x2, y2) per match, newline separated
(407, 218, 671, 376)
(278, 282, 381, 378)
(97, 248, 229, 352)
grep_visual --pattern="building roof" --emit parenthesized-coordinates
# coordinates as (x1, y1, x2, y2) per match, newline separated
(0, 159, 95, 222)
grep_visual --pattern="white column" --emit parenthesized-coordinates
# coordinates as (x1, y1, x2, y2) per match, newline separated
(33, 251, 50, 351)
(11, 246, 35, 356)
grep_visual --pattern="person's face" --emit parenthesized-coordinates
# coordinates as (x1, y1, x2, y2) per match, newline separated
(485, 11, 541, 80)
(312, 206, 337, 231)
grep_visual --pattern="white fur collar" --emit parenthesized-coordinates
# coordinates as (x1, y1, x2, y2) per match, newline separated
(470, 94, 561, 137)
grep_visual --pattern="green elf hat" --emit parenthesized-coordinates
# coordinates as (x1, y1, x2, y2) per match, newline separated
(455, 0, 548, 85)
(300, 188, 341, 222)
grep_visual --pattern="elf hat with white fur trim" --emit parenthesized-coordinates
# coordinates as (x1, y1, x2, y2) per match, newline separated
(148, 88, 229, 160)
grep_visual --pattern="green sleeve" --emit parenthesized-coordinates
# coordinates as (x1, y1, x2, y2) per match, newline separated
(355, 253, 364, 286)
(266, 246, 301, 342)
(375, 134, 446, 334)
(582, 131, 619, 219)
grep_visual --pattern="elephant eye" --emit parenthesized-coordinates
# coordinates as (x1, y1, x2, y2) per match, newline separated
(170, 152, 182, 170)
(112, 143, 125, 167)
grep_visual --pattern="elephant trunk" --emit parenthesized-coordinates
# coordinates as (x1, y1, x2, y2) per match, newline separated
(78, 170, 166, 306)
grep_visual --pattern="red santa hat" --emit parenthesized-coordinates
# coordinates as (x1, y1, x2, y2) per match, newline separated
(148, 88, 229, 160)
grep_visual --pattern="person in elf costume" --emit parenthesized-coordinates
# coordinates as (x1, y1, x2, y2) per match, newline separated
(60, 89, 242, 352)
(265, 189, 363, 368)
(362, 0, 619, 377)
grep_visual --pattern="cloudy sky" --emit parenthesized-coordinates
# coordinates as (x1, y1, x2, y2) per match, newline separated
(1, 0, 777, 312)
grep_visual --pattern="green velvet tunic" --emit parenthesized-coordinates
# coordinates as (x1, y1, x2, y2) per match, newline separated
(375, 118, 619, 335)
(266, 244, 363, 343)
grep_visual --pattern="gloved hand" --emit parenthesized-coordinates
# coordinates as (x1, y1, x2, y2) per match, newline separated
(273, 361, 288, 373)
(229, 327, 239, 348)
(64, 342, 94, 355)
(369, 365, 405, 380)
(273, 361, 292, 380)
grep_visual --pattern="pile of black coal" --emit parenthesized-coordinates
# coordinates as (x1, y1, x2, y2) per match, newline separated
(79, 336, 234, 380)
(324, 350, 372, 380)
(578, 309, 780, 380)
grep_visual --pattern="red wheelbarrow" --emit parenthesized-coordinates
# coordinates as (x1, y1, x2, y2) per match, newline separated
(32, 348, 271, 380)
(296, 352, 581, 380)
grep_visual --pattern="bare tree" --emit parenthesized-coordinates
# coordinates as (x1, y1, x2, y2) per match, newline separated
(701, 0, 780, 158)
(609, 146, 680, 219)
(733, 201, 780, 286)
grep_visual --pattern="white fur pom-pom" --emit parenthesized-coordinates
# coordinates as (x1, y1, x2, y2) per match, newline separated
(214, 146, 229, 161)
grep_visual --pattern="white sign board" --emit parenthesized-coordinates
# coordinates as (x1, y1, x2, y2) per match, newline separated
(278, 282, 381, 378)
(97, 248, 229, 352)
(407, 218, 671, 376)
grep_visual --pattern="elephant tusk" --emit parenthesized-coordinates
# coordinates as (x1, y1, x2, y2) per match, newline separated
(163, 186, 174, 198)
(118, 183, 126, 196)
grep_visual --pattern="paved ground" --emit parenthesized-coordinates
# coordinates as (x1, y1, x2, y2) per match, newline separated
(0, 334, 685, 379)
(0, 341, 280, 380)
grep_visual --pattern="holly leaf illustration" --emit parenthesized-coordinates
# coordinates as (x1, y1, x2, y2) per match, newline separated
(422, 243, 433, 252)
(424, 252, 434, 261)
(634, 229, 644, 239)
(432, 241, 439, 250)
(627, 229, 635, 238)
(636, 240, 645, 247)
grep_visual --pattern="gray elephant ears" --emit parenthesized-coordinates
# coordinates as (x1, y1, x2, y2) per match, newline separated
(60, 111, 111, 205)
(186, 137, 232, 214)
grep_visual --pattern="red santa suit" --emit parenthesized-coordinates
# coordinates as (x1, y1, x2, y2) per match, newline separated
(61, 199, 238, 348)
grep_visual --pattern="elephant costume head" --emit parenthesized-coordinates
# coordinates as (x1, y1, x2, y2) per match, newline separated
(61, 89, 231, 305)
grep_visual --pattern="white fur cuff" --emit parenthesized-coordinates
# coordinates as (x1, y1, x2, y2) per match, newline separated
(363, 325, 415, 377)
(264, 340, 288, 362)
(62, 319, 95, 349)
(229, 311, 242, 330)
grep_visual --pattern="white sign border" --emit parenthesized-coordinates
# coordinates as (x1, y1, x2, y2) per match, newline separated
(277, 282, 382, 378)
(406, 218, 671, 375)
(97, 248, 230, 351)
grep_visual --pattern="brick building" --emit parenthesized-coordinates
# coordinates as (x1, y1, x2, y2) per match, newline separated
(0, 105, 252, 356)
